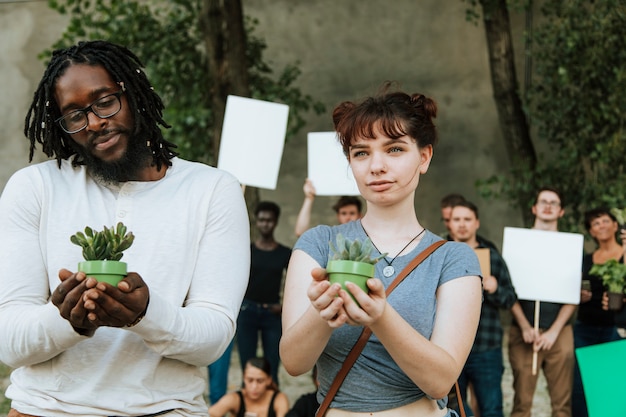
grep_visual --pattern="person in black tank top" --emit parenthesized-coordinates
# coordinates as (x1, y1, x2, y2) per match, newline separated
(208, 357, 289, 417)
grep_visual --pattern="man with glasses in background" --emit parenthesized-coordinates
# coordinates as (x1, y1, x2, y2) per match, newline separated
(508, 187, 576, 417)
(0, 40, 250, 416)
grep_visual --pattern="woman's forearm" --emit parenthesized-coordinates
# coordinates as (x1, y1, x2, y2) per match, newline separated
(280, 305, 333, 375)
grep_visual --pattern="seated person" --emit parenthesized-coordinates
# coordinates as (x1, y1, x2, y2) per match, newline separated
(209, 357, 289, 417)
(286, 366, 319, 417)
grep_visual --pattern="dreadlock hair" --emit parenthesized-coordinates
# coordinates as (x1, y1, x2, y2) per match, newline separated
(24, 40, 178, 169)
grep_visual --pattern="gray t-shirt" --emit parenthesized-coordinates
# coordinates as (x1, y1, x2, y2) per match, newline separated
(294, 220, 481, 412)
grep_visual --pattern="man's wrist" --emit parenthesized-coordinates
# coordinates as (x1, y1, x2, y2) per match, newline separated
(126, 298, 149, 328)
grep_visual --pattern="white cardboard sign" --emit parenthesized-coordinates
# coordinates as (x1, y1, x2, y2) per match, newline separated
(217, 95, 289, 190)
(307, 132, 359, 196)
(502, 227, 583, 304)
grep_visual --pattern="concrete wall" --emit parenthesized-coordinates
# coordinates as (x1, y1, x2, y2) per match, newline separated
(0, 0, 530, 248)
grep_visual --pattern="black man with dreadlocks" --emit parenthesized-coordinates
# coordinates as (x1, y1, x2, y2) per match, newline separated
(0, 40, 250, 417)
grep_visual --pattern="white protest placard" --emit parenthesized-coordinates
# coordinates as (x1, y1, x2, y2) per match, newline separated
(502, 227, 583, 304)
(217, 95, 289, 190)
(307, 132, 359, 196)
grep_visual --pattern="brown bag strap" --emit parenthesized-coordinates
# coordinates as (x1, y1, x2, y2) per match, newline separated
(454, 380, 467, 417)
(315, 240, 447, 417)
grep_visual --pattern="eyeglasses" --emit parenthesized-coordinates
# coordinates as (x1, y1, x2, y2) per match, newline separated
(536, 199, 561, 208)
(55, 90, 124, 134)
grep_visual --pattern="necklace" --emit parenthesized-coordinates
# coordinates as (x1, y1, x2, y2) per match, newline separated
(361, 223, 426, 277)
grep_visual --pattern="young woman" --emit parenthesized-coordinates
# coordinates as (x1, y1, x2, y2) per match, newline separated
(280, 87, 483, 417)
(208, 357, 289, 417)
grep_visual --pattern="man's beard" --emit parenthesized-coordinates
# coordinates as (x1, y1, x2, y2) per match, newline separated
(75, 129, 154, 183)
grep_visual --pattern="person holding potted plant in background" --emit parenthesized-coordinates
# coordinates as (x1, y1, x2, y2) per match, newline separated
(572, 208, 625, 417)
(0, 40, 250, 417)
(280, 85, 483, 417)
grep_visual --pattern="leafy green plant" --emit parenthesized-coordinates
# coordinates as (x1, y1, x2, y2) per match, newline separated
(329, 233, 387, 264)
(0, 361, 11, 414)
(70, 222, 134, 261)
(476, 0, 626, 232)
(589, 259, 626, 294)
(44, 0, 325, 165)
(610, 208, 626, 227)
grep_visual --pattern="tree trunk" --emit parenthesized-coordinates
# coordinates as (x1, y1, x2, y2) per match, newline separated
(200, 0, 259, 233)
(481, 0, 537, 225)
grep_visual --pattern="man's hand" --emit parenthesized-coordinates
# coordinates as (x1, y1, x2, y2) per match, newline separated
(520, 325, 538, 344)
(534, 328, 559, 351)
(482, 275, 498, 294)
(580, 289, 592, 304)
(82, 272, 149, 328)
(51, 269, 98, 336)
(303, 178, 316, 200)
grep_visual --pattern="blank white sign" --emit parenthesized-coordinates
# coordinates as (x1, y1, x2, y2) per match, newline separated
(307, 132, 359, 196)
(217, 95, 289, 190)
(502, 227, 583, 304)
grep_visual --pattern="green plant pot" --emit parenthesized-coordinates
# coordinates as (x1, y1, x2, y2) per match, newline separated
(78, 260, 127, 286)
(607, 291, 625, 311)
(326, 260, 375, 303)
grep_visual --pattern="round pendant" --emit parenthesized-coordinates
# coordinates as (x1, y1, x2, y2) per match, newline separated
(383, 265, 395, 277)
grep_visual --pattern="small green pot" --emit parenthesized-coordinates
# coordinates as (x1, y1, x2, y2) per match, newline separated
(78, 260, 127, 286)
(326, 260, 375, 303)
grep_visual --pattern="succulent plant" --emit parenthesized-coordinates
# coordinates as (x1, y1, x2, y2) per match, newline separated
(70, 222, 135, 261)
(610, 207, 626, 226)
(329, 233, 387, 264)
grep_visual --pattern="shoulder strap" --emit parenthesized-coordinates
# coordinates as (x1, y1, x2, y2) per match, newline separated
(454, 380, 467, 417)
(268, 390, 279, 417)
(315, 240, 447, 417)
(236, 391, 246, 417)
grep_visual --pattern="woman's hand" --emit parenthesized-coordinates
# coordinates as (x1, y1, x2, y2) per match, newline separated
(307, 267, 349, 328)
(340, 277, 387, 327)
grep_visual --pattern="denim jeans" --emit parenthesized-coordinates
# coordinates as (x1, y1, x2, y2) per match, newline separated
(572, 321, 621, 417)
(207, 339, 234, 404)
(236, 298, 282, 385)
(457, 347, 504, 417)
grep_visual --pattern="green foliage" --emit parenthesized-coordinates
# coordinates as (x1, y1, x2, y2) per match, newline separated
(611, 207, 626, 226)
(589, 258, 626, 294)
(45, 0, 325, 164)
(477, 0, 626, 232)
(0, 362, 10, 414)
(70, 222, 134, 261)
(329, 233, 387, 264)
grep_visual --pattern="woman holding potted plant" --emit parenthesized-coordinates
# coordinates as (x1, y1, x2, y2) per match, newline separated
(280, 85, 482, 417)
(573, 208, 626, 417)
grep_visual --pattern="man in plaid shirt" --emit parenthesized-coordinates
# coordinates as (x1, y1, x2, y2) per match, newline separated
(449, 200, 518, 417)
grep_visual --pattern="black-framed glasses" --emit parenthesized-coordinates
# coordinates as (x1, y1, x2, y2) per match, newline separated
(536, 199, 561, 208)
(55, 90, 124, 134)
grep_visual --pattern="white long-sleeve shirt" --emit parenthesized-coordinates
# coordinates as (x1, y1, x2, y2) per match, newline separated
(0, 158, 250, 416)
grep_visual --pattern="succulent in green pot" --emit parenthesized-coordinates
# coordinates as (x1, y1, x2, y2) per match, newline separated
(589, 258, 626, 311)
(70, 222, 135, 286)
(326, 233, 387, 302)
